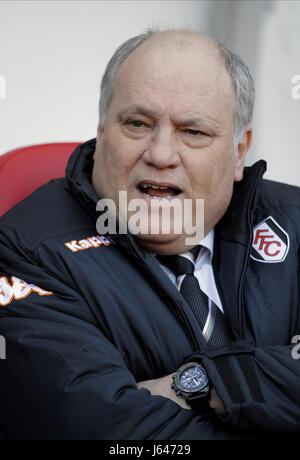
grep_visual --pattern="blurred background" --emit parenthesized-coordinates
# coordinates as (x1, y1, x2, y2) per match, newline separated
(0, 0, 299, 185)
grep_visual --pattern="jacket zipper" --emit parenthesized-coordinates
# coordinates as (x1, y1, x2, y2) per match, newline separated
(237, 167, 266, 337)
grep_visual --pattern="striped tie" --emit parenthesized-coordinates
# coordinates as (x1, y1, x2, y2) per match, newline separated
(157, 247, 233, 347)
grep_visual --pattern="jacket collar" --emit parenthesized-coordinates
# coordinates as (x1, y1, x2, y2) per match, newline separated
(216, 159, 267, 245)
(66, 138, 99, 218)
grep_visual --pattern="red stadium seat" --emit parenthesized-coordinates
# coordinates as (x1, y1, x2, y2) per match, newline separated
(0, 143, 80, 217)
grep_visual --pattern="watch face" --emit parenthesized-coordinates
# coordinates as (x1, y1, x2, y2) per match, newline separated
(178, 365, 208, 393)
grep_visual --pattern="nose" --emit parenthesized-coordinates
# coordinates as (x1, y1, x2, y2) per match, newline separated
(142, 127, 180, 169)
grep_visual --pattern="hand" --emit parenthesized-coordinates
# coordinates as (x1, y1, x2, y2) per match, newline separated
(137, 373, 191, 410)
(208, 387, 225, 415)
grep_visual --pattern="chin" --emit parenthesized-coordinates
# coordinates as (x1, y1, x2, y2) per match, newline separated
(135, 233, 192, 255)
(136, 232, 179, 242)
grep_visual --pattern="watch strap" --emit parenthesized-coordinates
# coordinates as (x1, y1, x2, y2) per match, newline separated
(185, 392, 212, 412)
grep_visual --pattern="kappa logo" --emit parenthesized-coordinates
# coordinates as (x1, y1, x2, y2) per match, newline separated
(251, 216, 290, 263)
(0, 276, 53, 308)
(65, 235, 115, 253)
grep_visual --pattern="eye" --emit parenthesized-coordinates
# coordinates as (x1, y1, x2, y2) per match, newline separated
(125, 119, 146, 128)
(184, 129, 205, 136)
(179, 128, 212, 148)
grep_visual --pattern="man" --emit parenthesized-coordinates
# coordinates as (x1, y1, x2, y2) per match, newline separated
(0, 28, 299, 440)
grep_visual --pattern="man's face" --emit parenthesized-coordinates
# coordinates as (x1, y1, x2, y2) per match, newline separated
(92, 35, 250, 254)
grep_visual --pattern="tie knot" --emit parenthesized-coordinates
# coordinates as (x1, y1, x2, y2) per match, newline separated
(157, 246, 200, 277)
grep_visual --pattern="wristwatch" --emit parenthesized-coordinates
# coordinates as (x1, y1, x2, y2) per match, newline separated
(171, 361, 211, 411)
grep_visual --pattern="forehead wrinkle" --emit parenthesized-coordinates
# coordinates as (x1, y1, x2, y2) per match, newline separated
(123, 68, 233, 115)
(134, 73, 220, 97)
(122, 78, 229, 112)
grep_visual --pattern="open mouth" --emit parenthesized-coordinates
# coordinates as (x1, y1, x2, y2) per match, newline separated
(137, 181, 182, 199)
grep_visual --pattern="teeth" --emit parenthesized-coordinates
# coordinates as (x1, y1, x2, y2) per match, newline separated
(150, 185, 160, 190)
(149, 196, 174, 200)
(140, 183, 170, 190)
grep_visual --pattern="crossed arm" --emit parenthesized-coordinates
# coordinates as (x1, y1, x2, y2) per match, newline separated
(137, 374, 225, 413)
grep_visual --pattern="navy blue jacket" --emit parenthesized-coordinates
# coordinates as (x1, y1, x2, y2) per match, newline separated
(0, 139, 299, 439)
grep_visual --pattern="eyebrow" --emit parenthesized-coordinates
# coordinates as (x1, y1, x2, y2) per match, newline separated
(119, 105, 223, 130)
(119, 105, 159, 119)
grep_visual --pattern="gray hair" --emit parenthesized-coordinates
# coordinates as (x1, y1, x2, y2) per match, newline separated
(99, 28, 255, 143)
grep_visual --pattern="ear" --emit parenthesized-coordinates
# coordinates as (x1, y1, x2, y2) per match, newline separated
(234, 128, 253, 182)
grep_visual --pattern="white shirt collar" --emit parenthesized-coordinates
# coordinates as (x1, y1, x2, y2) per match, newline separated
(180, 228, 214, 260)
(198, 228, 214, 260)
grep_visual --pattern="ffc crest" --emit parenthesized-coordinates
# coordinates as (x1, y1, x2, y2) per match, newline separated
(251, 216, 289, 263)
